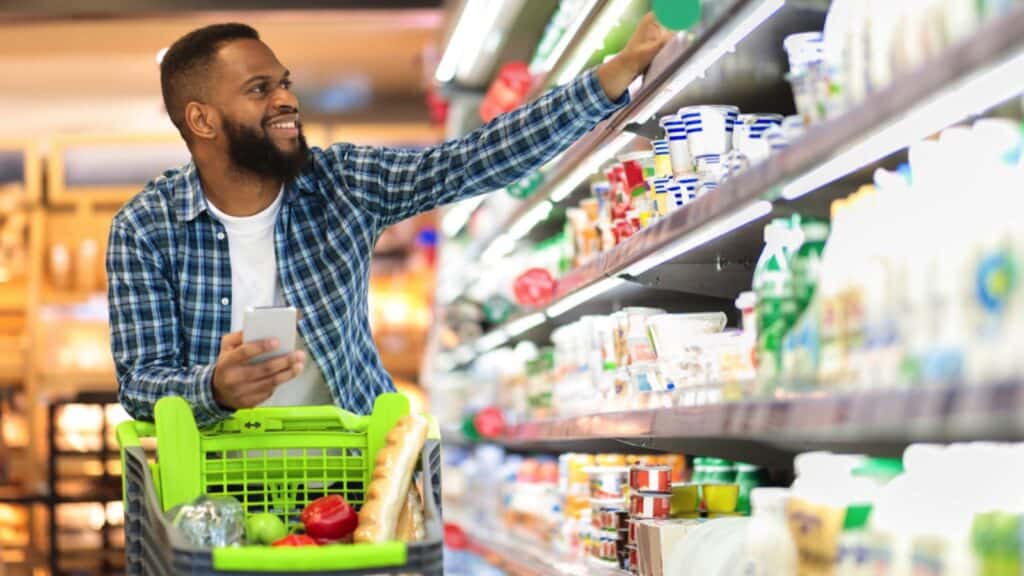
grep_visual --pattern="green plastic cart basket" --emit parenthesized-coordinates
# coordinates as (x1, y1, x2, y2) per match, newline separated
(116, 393, 443, 575)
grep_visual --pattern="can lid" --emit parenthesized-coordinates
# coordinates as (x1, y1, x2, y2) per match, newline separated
(632, 465, 673, 471)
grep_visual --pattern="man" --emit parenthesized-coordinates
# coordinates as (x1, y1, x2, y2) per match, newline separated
(107, 15, 672, 426)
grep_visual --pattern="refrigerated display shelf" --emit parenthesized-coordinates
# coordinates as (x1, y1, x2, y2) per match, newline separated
(523, 0, 611, 102)
(460, 521, 628, 576)
(450, 2, 1024, 365)
(474, 381, 1024, 465)
(462, 0, 782, 263)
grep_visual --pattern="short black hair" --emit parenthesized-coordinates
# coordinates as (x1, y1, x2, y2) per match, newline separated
(160, 23, 260, 139)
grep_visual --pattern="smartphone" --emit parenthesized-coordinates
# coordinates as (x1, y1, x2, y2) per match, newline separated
(243, 306, 298, 364)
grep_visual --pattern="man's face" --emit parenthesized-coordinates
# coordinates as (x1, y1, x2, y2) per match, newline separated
(210, 38, 309, 180)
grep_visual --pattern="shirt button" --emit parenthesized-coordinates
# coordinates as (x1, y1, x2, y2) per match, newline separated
(216, 232, 225, 240)
(221, 297, 230, 306)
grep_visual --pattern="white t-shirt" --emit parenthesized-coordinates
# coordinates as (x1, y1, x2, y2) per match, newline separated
(205, 188, 333, 407)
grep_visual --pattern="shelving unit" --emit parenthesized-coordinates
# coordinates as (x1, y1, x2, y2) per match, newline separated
(441, 0, 1024, 366)
(430, 3, 1024, 569)
(452, 514, 627, 576)
(46, 391, 124, 576)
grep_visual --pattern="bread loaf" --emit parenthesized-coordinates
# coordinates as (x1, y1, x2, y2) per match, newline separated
(395, 482, 425, 542)
(354, 414, 428, 543)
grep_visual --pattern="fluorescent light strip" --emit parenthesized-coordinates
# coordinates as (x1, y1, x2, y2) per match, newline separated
(505, 312, 547, 337)
(623, 200, 773, 276)
(509, 201, 554, 240)
(550, 132, 635, 202)
(475, 329, 509, 353)
(441, 195, 489, 238)
(536, 0, 601, 74)
(555, 0, 636, 86)
(546, 276, 626, 318)
(435, 0, 486, 83)
(631, 0, 785, 125)
(783, 46, 1024, 200)
(454, 0, 512, 81)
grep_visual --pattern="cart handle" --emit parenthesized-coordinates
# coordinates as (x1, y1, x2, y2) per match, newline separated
(116, 419, 156, 449)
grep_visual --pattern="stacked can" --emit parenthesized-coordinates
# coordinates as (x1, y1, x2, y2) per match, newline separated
(624, 465, 673, 572)
(584, 466, 629, 569)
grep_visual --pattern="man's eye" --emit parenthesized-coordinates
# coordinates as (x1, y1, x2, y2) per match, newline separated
(251, 84, 267, 94)
(281, 79, 293, 90)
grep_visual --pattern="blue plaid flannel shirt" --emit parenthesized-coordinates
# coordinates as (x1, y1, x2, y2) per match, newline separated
(107, 68, 627, 426)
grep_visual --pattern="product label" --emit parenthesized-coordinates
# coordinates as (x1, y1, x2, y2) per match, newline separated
(786, 498, 844, 576)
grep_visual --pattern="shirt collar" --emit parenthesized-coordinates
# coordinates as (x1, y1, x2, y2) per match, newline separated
(175, 159, 318, 223)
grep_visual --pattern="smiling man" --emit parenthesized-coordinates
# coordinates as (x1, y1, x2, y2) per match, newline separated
(107, 19, 672, 426)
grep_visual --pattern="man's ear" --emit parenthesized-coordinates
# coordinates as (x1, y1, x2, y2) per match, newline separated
(185, 101, 219, 141)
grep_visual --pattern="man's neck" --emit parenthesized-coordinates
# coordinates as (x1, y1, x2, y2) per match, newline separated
(197, 155, 282, 217)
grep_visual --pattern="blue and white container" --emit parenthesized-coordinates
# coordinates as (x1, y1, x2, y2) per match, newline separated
(651, 139, 673, 177)
(673, 175, 699, 209)
(650, 176, 674, 216)
(679, 105, 739, 159)
(694, 154, 727, 185)
(659, 114, 692, 175)
(665, 181, 688, 211)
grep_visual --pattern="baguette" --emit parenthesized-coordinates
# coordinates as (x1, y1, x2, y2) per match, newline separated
(395, 481, 425, 542)
(354, 414, 428, 543)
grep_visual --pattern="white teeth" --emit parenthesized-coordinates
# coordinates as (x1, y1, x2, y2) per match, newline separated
(270, 121, 296, 129)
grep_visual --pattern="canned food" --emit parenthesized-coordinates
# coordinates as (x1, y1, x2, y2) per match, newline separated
(584, 466, 630, 499)
(630, 465, 672, 492)
(630, 491, 672, 519)
(596, 533, 619, 562)
(590, 499, 627, 531)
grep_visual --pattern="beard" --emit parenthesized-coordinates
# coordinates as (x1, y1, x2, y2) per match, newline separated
(222, 114, 310, 182)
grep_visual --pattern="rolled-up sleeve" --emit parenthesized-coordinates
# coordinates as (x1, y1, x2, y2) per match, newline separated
(326, 67, 628, 226)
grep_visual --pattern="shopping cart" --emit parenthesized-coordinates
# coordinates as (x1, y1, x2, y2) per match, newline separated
(116, 393, 442, 575)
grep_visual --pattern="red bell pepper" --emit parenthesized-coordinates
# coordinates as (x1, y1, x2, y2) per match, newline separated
(272, 534, 318, 547)
(300, 495, 358, 542)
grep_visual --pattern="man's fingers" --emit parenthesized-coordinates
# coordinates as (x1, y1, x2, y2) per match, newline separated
(236, 351, 304, 382)
(249, 360, 306, 393)
(219, 331, 244, 353)
(226, 339, 280, 365)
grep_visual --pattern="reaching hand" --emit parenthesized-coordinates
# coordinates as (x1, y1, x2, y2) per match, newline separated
(619, 12, 676, 76)
(211, 331, 306, 409)
(597, 12, 675, 101)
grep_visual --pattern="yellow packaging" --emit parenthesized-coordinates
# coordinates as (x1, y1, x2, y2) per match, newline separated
(654, 154, 673, 178)
(785, 497, 845, 576)
(703, 483, 739, 514)
(670, 483, 699, 518)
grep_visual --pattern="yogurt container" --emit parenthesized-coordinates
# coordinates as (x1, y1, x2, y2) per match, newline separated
(659, 114, 692, 174)
(630, 491, 672, 519)
(680, 105, 739, 158)
(585, 466, 630, 499)
(630, 465, 673, 492)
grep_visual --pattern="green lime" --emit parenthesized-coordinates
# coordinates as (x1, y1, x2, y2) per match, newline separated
(246, 512, 288, 545)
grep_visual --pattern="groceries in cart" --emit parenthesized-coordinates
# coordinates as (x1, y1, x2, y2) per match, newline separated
(165, 413, 429, 550)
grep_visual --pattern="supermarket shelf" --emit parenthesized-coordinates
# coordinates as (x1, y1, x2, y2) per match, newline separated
(464, 0, 788, 263)
(0, 485, 47, 504)
(523, 0, 610, 102)
(448, 2, 1024, 365)
(459, 519, 627, 576)
(491, 381, 1024, 466)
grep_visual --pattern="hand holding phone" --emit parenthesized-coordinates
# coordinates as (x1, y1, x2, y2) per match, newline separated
(243, 306, 298, 364)
(211, 307, 305, 409)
